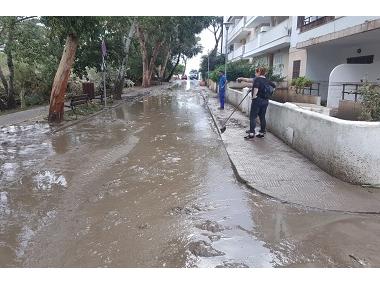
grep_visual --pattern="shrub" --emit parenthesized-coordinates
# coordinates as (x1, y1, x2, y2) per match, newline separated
(25, 93, 45, 106)
(359, 83, 380, 121)
(209, 60, 286, 83)
(291, 76, 313, 94)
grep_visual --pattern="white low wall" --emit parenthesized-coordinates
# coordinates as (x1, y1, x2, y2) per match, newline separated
(226, 87, 252, 114)
(223, 87, 380, 185)
(327, 61, 380, 109)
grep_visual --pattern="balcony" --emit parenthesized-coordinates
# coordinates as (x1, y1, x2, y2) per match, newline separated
(245, 16, 271, 28)
(227, 17, 250, 44)
(228, 45, 245, 61)
(244, 18, 291, 57)
(298, 16, 335, 33)
(244, 37, 259, 53)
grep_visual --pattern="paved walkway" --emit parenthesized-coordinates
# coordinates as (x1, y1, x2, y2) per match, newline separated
(0, 105, 49, 126)
(0, 85, 166, 128)
(202, 88, 380, 213)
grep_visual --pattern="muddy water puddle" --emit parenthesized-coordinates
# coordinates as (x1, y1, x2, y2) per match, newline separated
(1, 82, 380, 267)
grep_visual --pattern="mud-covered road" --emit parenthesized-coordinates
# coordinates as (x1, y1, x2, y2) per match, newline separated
(1, 81, 380, 267)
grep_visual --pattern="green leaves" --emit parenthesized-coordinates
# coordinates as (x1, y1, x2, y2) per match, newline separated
(359, 83, 380, 121)
(208, 59, 287, 83)
(41, 16, 101, 39)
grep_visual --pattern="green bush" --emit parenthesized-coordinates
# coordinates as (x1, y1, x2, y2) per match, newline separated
(25, 93, 45, 106)
(359, 83, 380, 121)
(209, 59, 252, 82)
(291, 76, 313, 94)
(209, 60, 285, 83)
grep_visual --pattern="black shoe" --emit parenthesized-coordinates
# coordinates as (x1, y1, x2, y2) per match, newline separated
(244, 134, 255, 140)
(259, 130, 266, 134)
(256, 133, 265, 138)
(245, 129, 250, 134)
(218, 107, 224, 110)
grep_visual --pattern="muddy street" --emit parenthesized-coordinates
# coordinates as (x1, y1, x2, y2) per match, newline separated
(1, 81, 380, 267)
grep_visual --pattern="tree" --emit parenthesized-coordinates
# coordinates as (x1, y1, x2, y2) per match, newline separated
(173, 64, 185, 76)
(163, 17, 211, 82)
(0, 16, 36, 109)
(41, 16, 101, 123)
(136, 17, 212, 87)
(136, 17, 177, 87)
(111, 17, 137, 99)
(208, 17, 223, 55)
(199, 52, 225, 81)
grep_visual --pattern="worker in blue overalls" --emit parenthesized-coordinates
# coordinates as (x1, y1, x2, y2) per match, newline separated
(218, 70, 226, 110)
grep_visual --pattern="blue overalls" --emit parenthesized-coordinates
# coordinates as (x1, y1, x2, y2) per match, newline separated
(218, 75, 226, 109)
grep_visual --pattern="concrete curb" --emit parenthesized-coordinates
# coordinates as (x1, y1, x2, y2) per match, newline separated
(201, 90, 380, 215)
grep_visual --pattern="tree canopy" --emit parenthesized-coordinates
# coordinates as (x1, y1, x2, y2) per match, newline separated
(0, 16, 214, 114)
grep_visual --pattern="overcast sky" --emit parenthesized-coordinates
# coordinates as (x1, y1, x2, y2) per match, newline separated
(185, 27, 219, 75)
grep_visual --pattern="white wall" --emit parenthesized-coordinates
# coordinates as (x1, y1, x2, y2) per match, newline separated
(224, 87, 380, 185)
(291, 16, 380, 47)
(266, 101, 380, 185)
(305, 41, 380, 101)
(327, 61, 380, 108)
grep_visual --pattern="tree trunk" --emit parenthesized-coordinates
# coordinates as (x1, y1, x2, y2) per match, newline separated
(113, 19, 136, 99)
(165, 53, 181, 82)
(182, 57, 187, 76)
(0, 66, 9, 99)
(5, 19, 16, 109)
(136, 23, 163, 88)
(20, 88, 26, 109)
(159, 48, 171, 79)
(48, 34, 79, 123)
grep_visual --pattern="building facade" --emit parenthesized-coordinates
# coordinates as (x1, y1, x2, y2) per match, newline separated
(224, 16, 291, 79)
(224, 16, 380, 107)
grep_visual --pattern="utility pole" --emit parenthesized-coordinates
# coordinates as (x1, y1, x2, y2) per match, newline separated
(101, 38, 107, 107)
(223, 22, 233, 81)
(207, 50, 210, 87)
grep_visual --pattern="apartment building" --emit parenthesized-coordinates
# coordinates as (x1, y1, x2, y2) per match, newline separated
(224, 16, 380, 107)
(224, 16, 291, 79)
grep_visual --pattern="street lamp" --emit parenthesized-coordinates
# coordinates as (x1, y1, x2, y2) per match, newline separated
(223, 22, 233, 81)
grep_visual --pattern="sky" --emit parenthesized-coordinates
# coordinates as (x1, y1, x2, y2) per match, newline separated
(185, 27, 219, 75)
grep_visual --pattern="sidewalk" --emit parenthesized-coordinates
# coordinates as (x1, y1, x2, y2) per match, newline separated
(0, 85, 169, 128)
(0, 105, 49, 126)
(203, 88, 380, 213)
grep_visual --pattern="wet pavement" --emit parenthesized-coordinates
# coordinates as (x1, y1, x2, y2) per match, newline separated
(205, 93, 380, 213)
(1, 81, 380, 267)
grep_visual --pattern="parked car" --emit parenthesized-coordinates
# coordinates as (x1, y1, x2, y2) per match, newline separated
(181, 74, 187, 80)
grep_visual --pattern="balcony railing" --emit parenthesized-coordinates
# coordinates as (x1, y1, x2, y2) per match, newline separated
(259, 18, 291, 46)
(234, 45, 244, 59)
(245, 16, 271, 28)
(297, 16, 335, 33)
(227, 18, 245, 42)
(244, 19, 290, 55)
(228, 45, 245, 61)
(244, 37, 259, 54)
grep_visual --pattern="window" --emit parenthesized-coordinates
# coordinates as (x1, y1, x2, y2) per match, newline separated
(274, 54, 283, 65)
(347, 55, 374, 64)
(292, 60, 301, 79)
